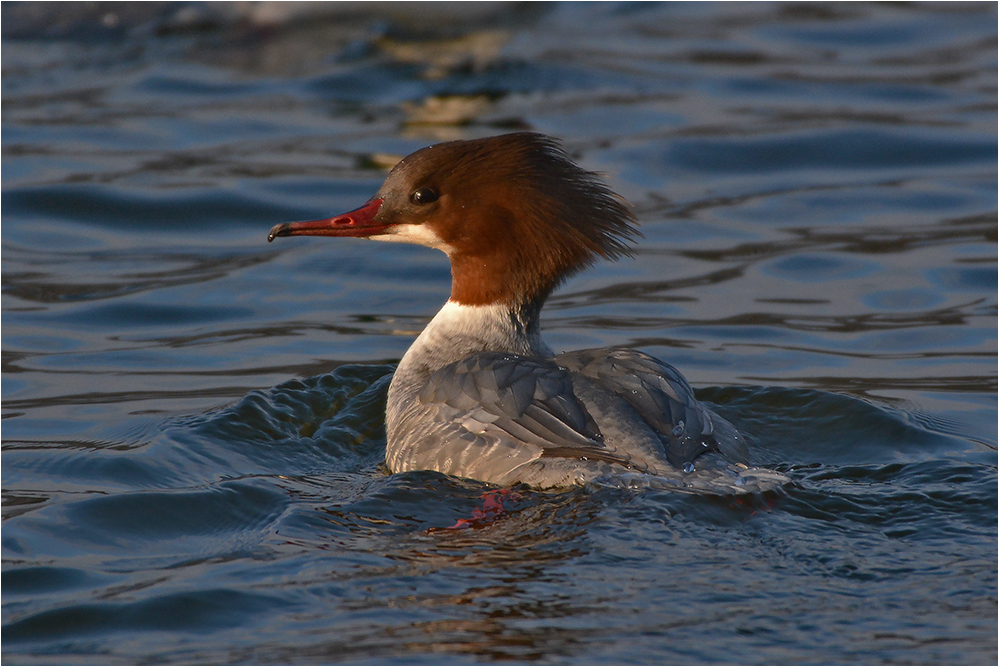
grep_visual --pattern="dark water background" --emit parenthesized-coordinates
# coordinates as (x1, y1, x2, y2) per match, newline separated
(2, 2, 997, 664)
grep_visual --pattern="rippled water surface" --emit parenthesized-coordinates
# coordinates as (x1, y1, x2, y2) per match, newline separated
(2, 2, 997, 664)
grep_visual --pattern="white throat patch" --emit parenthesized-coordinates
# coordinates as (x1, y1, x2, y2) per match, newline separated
(370, 224, 455, 254)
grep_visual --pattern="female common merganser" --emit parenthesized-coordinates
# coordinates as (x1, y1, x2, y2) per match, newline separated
(269, 133, 786, 494)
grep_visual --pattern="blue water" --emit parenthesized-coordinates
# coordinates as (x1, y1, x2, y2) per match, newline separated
(2, 2, 997, 663)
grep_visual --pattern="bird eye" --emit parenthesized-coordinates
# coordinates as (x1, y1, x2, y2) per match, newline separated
(410, 188, 439, 205)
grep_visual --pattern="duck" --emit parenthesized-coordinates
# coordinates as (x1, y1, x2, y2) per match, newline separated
(269, 132, 786, 494)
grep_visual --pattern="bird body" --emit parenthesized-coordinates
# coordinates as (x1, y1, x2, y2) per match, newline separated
(269, 133, 786, 493)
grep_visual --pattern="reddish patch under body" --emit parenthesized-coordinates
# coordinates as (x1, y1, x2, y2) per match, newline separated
(438, 488, 522, 531)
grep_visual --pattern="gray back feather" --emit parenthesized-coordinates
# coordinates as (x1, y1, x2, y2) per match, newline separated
(554, 348, 750, 466)
(419, 353, 634, 467)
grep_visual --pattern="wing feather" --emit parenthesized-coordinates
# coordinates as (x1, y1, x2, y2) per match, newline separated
(419, 352, 634, 468)
(555, 348, 750, 466)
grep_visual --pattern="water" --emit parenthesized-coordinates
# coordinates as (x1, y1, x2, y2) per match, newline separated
(2, 2, 996, 663)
